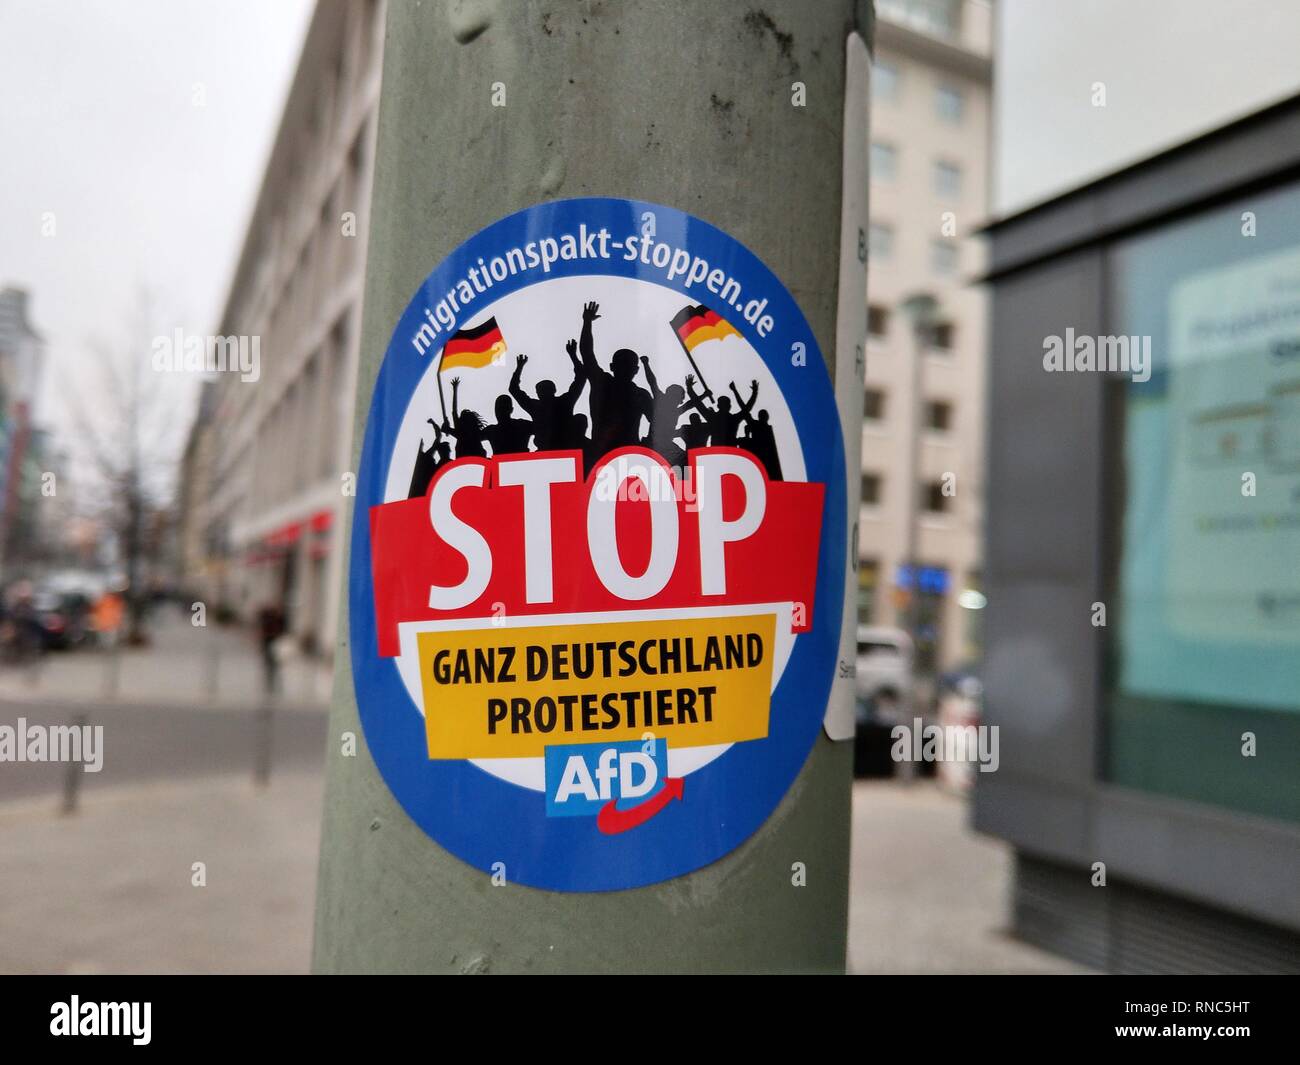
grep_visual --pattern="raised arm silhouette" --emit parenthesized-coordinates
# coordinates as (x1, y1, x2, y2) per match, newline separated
(509, 348, 587, 452)
(732, 386, 784, 481)
(729, 379, 759, 419)
(484, 357, 535, 455)
(407, 419, 446, 498)
(641, 355, 692, 468)
(445, 376, 488, 459)
(579, 301, 652, 456)
(683, 373, 745, 446)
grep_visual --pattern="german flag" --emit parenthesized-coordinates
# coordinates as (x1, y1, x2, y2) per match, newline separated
(440, 317, 507, 372)
(670, 304, 740, 353)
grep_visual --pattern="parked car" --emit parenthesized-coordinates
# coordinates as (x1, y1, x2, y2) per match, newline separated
(853, 626, 916, 777)
(855, 626, 913, 719)
(31, 589, 95, 650)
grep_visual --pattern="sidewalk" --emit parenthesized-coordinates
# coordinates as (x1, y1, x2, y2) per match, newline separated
(849, 780, 1091, 973)
(0, 770, 1088, 974)
(0, 770, 324, 974)
(0, 605, 333, 711)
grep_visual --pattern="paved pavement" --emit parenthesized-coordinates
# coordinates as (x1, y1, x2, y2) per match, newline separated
(849, 780, 1089, 973)
(0, 768, 1087, 974)
(0, 771, 324, 974)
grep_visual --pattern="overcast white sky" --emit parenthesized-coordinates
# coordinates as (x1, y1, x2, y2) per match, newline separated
(0, 0, 312, 471)
(995, 0, 1300, 215)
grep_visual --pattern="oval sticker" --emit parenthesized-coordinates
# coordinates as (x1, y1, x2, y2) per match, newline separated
(350, 197, 845, 891)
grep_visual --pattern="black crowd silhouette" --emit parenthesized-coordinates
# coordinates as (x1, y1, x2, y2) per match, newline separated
(408, 301, 785, 499)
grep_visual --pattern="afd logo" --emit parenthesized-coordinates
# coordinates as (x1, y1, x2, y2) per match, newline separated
(545, 738, 682, 832)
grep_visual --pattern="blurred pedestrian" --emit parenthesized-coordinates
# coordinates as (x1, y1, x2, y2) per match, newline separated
(256, 601, 286, 697)
(91, 589, 124, 647)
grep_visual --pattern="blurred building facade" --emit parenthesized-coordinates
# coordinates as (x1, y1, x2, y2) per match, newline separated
(860, 0, 992, 671)
(0, 286, 48, 576)
(181, 0, 384, 651)
(176, 381, 217, 600)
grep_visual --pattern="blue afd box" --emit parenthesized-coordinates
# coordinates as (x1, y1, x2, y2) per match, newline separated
(543, 738, 668, 818)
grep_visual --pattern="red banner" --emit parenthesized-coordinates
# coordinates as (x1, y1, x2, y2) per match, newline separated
(368, 447, 823, 657)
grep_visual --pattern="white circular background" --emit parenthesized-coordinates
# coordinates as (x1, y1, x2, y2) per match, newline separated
(382, 274, 807, 790)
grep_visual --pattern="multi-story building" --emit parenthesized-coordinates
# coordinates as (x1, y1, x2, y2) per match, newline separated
(176, 381, 216, 596)
(0, 286, 47, 575)
(860, 0, 992, 671)
(187, 0, 385, 653)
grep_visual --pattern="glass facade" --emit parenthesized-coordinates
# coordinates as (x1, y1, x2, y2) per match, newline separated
(1106, 182, 1300, 824)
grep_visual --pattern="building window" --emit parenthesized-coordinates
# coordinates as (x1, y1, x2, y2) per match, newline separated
(861, 472, 882, 506)
(868, 303, 890, 337)
(872, 60, 899, 102)
(923, 480, 951, 514)
(928, 320, 955, 350)
(924, 399, 953, 431)
(936, 85, 964, 123)
(871, 141, 898, 182)
(869, 223, 894, 261)
(931, 239, 959, 275)
(858, 558, 880, 621)
(864, 387, 886, 422)
(934, 160, 962, 198)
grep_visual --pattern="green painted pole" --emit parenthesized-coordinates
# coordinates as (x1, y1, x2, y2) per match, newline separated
(313, 0, 871, 975)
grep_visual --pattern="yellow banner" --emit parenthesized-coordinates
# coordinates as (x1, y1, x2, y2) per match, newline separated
(417, 613, 776, 758)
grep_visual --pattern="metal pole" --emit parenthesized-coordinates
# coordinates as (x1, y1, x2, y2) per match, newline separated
(205, 626, 221, 701)
(314, 0, 871, 975)
(105, 630, 122, 700)
(60, 712, 87, 815)
(253, 703, 273, 789)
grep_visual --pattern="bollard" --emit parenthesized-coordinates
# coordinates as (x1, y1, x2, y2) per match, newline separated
(252, 704, 273, 789)
(205, 628, 221, 702)
(60, 712, 88, 815)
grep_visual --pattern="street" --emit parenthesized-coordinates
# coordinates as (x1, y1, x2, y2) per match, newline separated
(0, 699, 327, 804)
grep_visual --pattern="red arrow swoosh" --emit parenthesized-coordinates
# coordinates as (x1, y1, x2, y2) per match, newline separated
(596, 777, 684, 835)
